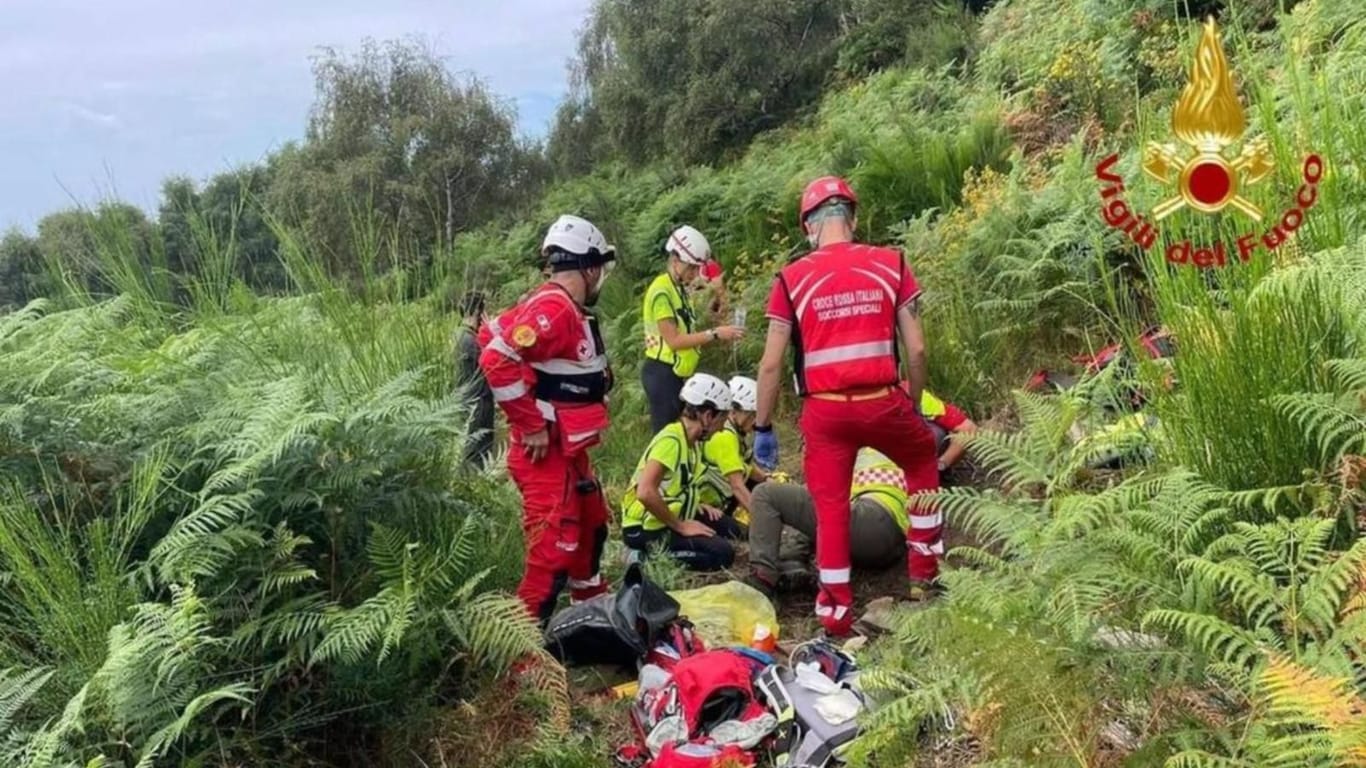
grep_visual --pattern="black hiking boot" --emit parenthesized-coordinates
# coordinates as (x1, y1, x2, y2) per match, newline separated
(777, 561, 817, 593)
(743, 569, 779, 601)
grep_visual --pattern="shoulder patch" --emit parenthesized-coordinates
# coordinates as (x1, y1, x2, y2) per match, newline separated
(512, 325, 537, 348)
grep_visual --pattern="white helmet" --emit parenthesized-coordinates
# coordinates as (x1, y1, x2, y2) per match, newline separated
(666, 225, 711, 266)
(680, 373, 732, 411)
(542, 214, 615, 264)
(727, 376, 758, 412)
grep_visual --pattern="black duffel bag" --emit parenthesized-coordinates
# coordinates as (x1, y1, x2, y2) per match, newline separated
(543, 562, 679, 669)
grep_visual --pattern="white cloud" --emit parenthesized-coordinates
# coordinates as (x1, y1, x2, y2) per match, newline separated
(59, 102, 121, 129)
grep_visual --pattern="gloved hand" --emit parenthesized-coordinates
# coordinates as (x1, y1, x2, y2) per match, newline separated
(754, 427, 779, 471)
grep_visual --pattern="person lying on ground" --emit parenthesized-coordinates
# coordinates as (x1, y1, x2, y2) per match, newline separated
(917, 388, 978, 476)
(743, 445, 936, 599)
(622, 373, 745, 571)
(698, 375, 769, 526)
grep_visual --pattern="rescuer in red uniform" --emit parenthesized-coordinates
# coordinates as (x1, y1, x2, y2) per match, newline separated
(479, 214, 618, 623)
(753, 177, 941, 636)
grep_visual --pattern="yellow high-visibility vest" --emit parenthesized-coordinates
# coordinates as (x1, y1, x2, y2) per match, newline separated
(642, 272, 701, 377)
(849, 448, 910, 533)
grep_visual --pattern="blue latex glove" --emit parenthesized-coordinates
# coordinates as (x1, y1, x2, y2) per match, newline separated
(754, 428, 779, 471)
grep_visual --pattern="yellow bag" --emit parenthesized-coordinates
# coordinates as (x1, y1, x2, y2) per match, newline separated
(668, 581, 779, 647)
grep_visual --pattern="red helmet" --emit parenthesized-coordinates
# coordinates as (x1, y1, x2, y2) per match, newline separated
(800, 176, 858, 223)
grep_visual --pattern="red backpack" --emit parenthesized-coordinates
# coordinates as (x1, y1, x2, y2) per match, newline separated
(632, 649, 776, 758)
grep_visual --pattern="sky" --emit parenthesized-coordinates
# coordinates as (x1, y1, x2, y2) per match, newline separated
(0, 0, 592, 234)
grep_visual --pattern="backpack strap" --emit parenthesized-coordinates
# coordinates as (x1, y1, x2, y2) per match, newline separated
(775, 270, 807, 396)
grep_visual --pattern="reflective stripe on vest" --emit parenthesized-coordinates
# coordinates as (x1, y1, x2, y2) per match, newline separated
(805, 340, 895, 368)
(850, 448, 910, 533)
(487, 335, 522, 362)
(491, 380, 528, 402)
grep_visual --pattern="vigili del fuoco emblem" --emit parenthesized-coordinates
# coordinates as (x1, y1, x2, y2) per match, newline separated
(1094, 18, 1324, 269)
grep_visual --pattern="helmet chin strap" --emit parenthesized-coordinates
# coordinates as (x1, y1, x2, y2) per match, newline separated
(580, 260, 611, 306)
(806, 216, 825, 247)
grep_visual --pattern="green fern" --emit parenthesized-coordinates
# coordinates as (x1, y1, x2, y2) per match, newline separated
(0, 667, 53, 744)
(1275, 357, 1366, 466)
(1142, 519, 1366, 674)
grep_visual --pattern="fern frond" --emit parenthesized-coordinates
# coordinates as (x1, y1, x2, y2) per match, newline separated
(444, 592, 546, 673)
(946, 545, 1018, 575)
(0, 667, 54, 738)
(1326, 359, 1366, 393)
(149, 490, 265, 580)
(965, 429, 1052, 490)
(133, 684, 254, 768)
(311, 587, 404, 667)
(1258, 655, 1360, 730)
(1143, 609, 1265, 668)
(1303, 540, 1366, 634)
(1274, 392, 1366, 464)
(1164, 750, 1247, 768)
(1179, 559, 1280, 630)
(918, 487, 1041, 554)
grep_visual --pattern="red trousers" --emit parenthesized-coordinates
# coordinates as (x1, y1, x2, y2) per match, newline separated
(507, 438, 610, 622)
(799, 390, 941, 634)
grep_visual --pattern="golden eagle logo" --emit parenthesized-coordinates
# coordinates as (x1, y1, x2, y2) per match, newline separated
(1143, 19, 1275, 221)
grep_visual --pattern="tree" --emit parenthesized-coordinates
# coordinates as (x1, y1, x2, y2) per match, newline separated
(158, 166, 285, 296)
(560, 0, 846, 165)
(35, 205, 160, 301)
(267, 38, 546, 276)
(0, 230, 47, 310)
(834, 0, 975, 79)
(36, 209, 103, 296)
(201, 165, 285, 292)
(158, 176, 199, 279)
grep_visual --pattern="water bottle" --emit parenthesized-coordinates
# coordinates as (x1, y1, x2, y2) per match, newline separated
(751, 623, 776, 653)
(733, 306, 748, 328)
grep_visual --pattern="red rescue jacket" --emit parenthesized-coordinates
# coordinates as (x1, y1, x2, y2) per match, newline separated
(478, 283, 612, 454)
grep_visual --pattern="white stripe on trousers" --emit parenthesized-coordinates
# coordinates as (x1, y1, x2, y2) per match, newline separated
(819, 567, 851, 584)
(909, 541, 945, 556)
(910, 511, 943, 529)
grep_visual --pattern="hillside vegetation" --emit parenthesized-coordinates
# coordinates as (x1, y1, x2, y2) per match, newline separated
(2, 0, 1366, 766)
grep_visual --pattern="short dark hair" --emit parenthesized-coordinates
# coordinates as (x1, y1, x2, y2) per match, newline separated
(804, 199, 855, 226)
(681, 402, 723, 420)
(460, 290, 486, 317)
